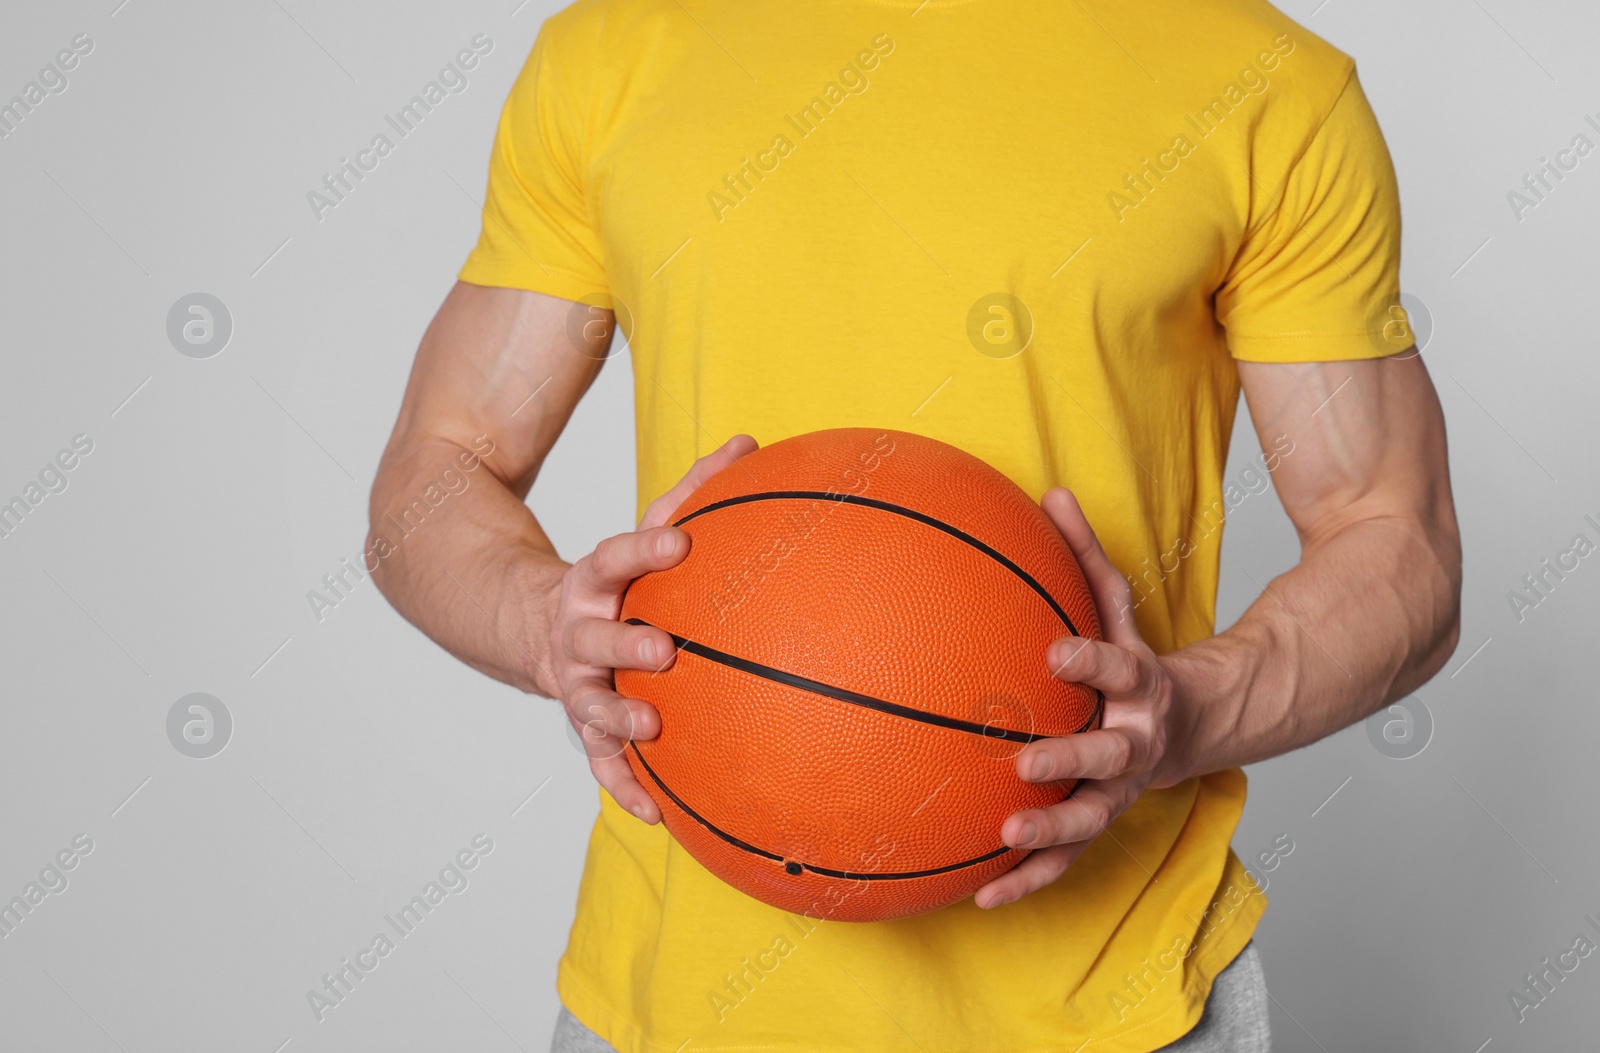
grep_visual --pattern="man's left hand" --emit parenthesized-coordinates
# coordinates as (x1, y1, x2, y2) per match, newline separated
(975, 487, 1184, 909)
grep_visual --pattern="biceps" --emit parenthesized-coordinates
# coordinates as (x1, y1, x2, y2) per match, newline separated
(390, 281, 607, 493)
(1236, 354, 1453, 542)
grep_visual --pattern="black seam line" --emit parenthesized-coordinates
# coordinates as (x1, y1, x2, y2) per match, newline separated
(799, 844, 1014, 881)
(628, 741, 783, 862)
(626, 619, 1100, 742)
(628, 741, 1020, 881)
(672, 490, 1084, 639)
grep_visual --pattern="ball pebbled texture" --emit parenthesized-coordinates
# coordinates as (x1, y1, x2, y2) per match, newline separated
(616, 428, 1102, 922)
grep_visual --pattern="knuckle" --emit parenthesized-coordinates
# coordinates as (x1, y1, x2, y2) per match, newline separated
(1134, 654, 1161, 695)
(564, 617, 590, 657)
(580, 620, 614, 666)
(547, 618, 568, 665)
(1116, 649, 1143, 691)
(606, 623, 634, 666)
(1077, 800, 1112, 834)
(553, 571, 583, 621)
(1147, 726, 1169, 768)
(1104, 733, 1134, 772)
(1152, 676, 1175, 716)
(1022, 811, 1055, 846)
(574, 549, 606, 587)
(640, 494, 669, 524)
(601, 627, 630, 668)
(567, 683, 612, 721)
(567, 693, 602, 726)
(1112, 580, 1135, 613)
(1054, 739, 1087, 777)
(556, 621, 590, 672)
(1053, 807, 1079, 838)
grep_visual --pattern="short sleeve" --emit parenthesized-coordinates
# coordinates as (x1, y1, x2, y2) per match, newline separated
(458, 21, 610, 303)
(1217, 70, 1407, 362)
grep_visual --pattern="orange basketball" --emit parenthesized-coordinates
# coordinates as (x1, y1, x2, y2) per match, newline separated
(616, 428, 1102, 922)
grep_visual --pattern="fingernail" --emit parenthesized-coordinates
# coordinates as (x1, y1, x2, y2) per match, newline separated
(655, 531, 677, 557)
(983, 891, 1010, 909)
(631, 803, 645, 818)
(1015, 821, 1038, 847)
(1027, 752, 1054, 781)
(637, 638, 658, 665)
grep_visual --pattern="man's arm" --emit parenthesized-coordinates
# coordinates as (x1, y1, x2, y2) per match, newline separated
(1159, 352, 1461, 780)
(367, 281, 603, 695)
(976, 351, 1462, 907)
(368, 281, 754, 822)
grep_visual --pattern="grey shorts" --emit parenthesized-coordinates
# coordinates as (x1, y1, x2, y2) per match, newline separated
(550, 940, 1270, 1053)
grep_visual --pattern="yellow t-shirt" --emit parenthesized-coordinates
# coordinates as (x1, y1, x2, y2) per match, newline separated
(460, 1, 1405, 1050)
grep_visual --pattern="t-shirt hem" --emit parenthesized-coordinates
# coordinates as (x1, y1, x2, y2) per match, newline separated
(555, 889, 1266, 1053)
(1086, 887, 1267, 1053)
(1227, 329, 1406, 363)
(458, 256, 609, 306)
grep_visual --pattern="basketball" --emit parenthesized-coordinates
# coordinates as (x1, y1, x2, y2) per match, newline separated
(615, 428, 1102, 922)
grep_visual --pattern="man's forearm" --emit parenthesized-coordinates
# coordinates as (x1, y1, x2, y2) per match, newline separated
(367, 433, 566, 697)
(1154, 511, 1461, 786)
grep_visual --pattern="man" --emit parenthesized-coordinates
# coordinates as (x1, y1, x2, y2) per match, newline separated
(369, 0, 1461, 1049)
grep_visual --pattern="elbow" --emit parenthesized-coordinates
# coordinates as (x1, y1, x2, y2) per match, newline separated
(1419, 525, 1464, 683)
(1403, 587, 1459, 694)
(1411, 608, 1461, 694)
(363, 515, 401, 605)
(1431, 606, 1462, 679)
(363, 481, 402, 605)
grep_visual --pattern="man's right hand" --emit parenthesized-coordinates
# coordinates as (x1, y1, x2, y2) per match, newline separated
(369, 283, 759, 826)
(545, 434, 759, 823)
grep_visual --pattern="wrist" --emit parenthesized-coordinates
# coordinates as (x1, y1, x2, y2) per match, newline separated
(1149, 642, 1248, 787)
(502, 546, 569, 698)
(1151, 652, 1200, 787)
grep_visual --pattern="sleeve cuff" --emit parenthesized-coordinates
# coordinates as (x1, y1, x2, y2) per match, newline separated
(457, 256, 609, 306)
(1226, 327, 1405, 363)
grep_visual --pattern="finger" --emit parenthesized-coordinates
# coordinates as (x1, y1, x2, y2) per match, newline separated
(974, 843, 1086, 908)
(639, 434, 760, 529)
(1016, 726, 1141, 783)
(1041, 487, 1141, 648)
(588, 749, 662, 824)
(1002, 782, 1127, 849)
(1046, 636, 1150, 696)
(567, 616, 678, 672)
(574, 526, 689, 595)
(566, 678, 661, 742)
(565, 702, 630, 763)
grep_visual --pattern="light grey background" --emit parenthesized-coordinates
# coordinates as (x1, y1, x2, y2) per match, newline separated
(1, 1, 1595, 1050)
